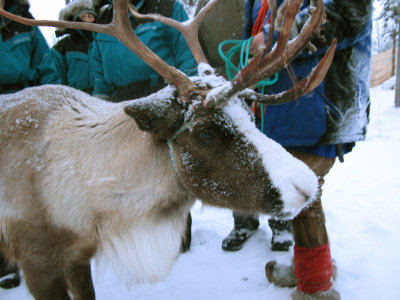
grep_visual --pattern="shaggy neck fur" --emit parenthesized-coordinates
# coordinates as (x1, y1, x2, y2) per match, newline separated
(46, 88, 192, 282)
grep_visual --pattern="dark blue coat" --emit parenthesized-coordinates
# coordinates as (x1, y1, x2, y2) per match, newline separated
(245, 0, 372, 152)
(0, 2, 60, 94)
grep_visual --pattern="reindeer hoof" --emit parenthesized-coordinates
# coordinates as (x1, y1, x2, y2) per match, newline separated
(265, 260, 297, 288)
(291, 288, 341, 300)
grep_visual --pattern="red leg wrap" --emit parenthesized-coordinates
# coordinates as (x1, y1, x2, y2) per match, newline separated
(294, 243, 333, 293)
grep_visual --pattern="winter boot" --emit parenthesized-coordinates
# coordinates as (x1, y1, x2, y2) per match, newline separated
(0, 254, 20, 289)
(291, 288, 341, 300)
(268, 218, 293, 251)
(265, 258, 338, 289)
(222, 212, 260, 251)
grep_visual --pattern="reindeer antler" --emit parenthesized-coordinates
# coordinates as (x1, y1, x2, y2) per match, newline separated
(237, 39, 337, 105)
(129, 0, 223, 64)
(0, 0, 196, 97)
(0, 0, 335, 107)
(209, 0, 336, 107)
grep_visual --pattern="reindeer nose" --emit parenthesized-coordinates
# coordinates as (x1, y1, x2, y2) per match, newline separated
(264, 182, 317, 220)
(279, 183, 317, 220)
(262, 181, 316, 219)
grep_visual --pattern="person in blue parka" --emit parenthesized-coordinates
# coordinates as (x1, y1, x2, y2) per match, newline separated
(51, 0, 97, 94)
(90, 0, 197, 101)
(0, 0, 61, 95)
(221, 0, 372, 298)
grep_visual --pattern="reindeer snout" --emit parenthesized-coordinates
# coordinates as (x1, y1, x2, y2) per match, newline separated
(276, 182, 318, 220)
(262, 171, 318, 220)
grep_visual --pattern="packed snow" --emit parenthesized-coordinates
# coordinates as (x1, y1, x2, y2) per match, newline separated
(1, 79, 399, 300)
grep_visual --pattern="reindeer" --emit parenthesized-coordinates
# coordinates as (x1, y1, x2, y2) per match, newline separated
(0, 0, 336, 299)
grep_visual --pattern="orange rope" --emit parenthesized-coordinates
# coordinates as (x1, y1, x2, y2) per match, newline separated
(251, 0, 270, 36)
(250, 0, 272, 119)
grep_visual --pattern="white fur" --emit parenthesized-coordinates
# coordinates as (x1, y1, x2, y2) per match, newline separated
(98, 216, 186, 284)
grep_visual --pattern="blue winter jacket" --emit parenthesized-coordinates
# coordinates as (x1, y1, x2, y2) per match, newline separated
(91, 0, 197, 100)
(0, 3, 61, 94)
(51, 30, 95, 93)
(244, 0, 372, 154)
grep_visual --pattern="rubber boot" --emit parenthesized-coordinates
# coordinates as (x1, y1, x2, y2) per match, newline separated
(222, 212, 259, 251)
(268, 218, 293, 251)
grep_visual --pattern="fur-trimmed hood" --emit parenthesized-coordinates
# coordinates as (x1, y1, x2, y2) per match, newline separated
(91, 0, 145, 11)
(56, 0, 97, 37)
(92, 0, 108, 10)
(58, 0, 96, 21)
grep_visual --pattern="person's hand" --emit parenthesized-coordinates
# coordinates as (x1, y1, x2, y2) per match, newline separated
(249, 31, 266, 57)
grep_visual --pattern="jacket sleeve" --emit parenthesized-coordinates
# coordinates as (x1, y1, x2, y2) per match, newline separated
(296, 0, 373, 54)
(262, 0, 373, 56)
(50, 46, 68, 85)
(166, 1, 197, 76)
(90, 35, 113, 99)
(30, 28, 62, 85)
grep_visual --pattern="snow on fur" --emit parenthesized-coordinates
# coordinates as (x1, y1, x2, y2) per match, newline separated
(222, 98, 318, 216)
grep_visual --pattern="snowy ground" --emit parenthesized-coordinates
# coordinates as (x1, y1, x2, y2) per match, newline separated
(1, 81, 399, 300)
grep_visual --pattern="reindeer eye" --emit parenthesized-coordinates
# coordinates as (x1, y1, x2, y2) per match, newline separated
(199, 130, 215, 141)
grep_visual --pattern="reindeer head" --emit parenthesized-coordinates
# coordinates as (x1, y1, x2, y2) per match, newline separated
(0, 0, 336, 219)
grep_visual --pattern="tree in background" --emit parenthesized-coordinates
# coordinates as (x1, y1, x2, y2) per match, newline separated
(396, 21, 400, 107)
(378, 0, 399, 107)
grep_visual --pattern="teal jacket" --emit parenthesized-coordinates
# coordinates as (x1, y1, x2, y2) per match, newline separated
(51, 30, 95, 93)
(0, 4, 60, 94)
(90, 0, 197, 100)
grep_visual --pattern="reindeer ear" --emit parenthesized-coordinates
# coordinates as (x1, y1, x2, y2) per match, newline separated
(124, 96, 184, 140)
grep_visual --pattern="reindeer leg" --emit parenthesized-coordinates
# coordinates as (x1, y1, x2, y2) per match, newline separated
(180, 212, 192, 253)
(13, 223, 85, 300)
(20, 257, 70, 300)
(66, 262, 95, 300)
